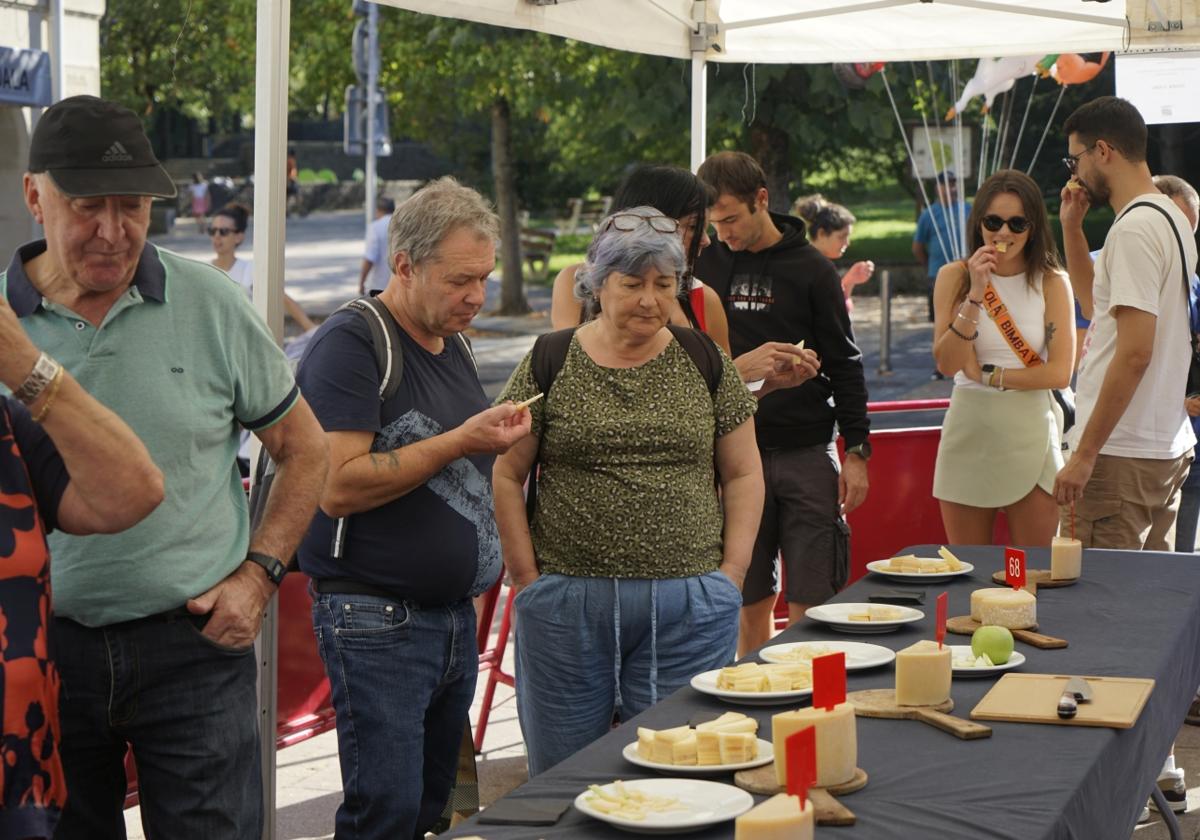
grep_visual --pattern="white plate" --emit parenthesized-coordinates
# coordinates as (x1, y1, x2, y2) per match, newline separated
(574, 778, 753, 834)
(866, 558, 975, 582)
(804, 602, 925, 634)
(621, 738, 773, 774)
(689, 668, 813, 705)
(759, 640, 896, 670)
(949, 645, 1026, 677)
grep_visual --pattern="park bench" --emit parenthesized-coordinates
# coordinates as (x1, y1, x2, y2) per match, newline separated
(556, 195, 613, 235)
(520, 226, 558, 281)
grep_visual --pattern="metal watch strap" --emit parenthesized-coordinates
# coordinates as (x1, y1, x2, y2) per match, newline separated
(847, 442, 871, 461)
(245, 551, 287, 586)
(13, 353, 60, 405)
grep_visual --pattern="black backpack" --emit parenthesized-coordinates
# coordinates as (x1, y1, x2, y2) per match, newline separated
(523, 324, 723, 517)
(247, 295, 475, 560)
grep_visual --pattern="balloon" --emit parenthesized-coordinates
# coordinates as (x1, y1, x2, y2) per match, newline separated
(1052, 52, 1110, 85)
(946, 55, 1050, 119)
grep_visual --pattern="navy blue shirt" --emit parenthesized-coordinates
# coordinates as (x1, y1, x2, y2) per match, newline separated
(295, 310, 500, 604)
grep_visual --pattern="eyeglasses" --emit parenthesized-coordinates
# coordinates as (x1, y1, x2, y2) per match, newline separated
(981, 215, 1031, 234)
(208, 226, 235, 237)
(601, 214, 680, 235)
(1062, 144, 1097, 174)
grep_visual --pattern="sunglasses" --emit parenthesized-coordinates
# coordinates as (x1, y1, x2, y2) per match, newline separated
(981, 215, 1031, 234)
(601, 214, 680, 235)
(208, 226, 236, 237)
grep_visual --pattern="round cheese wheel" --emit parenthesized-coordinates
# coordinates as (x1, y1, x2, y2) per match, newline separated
(975, 588, 1037, 630)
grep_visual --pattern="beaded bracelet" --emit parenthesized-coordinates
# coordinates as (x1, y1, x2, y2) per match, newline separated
(948, 322, 978, 341)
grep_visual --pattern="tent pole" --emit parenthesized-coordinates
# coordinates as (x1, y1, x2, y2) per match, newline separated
(691, 54, 706, 171)
(252, 1, 290, 837)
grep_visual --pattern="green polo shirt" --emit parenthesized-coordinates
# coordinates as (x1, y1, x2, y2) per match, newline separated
(1, 242, 299, 625)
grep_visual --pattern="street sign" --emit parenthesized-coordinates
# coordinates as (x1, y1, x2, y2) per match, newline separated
(343, 85, 392, 157)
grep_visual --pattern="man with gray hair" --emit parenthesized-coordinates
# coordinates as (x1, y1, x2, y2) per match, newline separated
(295, 176, 531, 839)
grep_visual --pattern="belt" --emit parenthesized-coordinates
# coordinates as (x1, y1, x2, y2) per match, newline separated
(313, 578, 408, 602)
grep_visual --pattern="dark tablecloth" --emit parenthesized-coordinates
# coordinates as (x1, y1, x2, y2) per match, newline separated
(444, 545, 1200, 839)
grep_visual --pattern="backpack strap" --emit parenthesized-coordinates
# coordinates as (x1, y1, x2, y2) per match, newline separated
(337, 295, 406, 402)
(1115, 201, 1190, 291)
(530, 327, 577, 396)
(666, 324, 722, 395)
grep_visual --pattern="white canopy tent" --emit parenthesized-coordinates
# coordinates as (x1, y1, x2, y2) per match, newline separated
(248, 1, 1198, 834)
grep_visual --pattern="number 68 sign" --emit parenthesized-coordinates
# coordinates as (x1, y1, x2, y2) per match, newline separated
(1004, 547, 1026, 590)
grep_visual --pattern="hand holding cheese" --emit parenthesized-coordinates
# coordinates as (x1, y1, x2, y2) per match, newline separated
(895, 640, 952, 706)
(735, 793, 814, 840)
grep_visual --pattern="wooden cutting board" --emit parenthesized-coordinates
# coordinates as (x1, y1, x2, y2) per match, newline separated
(991, 569, 1078, 588)
(970, 674, 1155, 729)
(733, 765, 867, 826)
(946, 615, 1068, 649)
(847, 689, 993, 739)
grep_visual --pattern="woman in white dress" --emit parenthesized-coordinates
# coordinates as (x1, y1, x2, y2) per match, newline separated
(209, 203, 316, 332)
(931, 170, 1075, 545)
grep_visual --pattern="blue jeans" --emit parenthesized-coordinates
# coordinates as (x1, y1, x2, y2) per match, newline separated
(515, 572, 741, 776)
(312, 593, 476, 840)
(52, 611, 262, 840)
(1175, 464, 1200, 552)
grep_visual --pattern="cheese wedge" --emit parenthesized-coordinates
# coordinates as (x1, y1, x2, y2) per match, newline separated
(735, 794, 814, 840)
(895, 639, 951, 707)
(995, 241, 1009, 253)
(636, 727, 655, 760)
(652, 725, 692, 764)
(772, 703, 857, 788)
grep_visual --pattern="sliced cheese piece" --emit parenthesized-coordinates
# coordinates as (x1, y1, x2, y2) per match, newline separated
(735, 793, 814, 840)
(671, 732, 698, 766)
(772, 703, 857, 788)
(937, 545, 965, 570)
(652, 725, 692, 764)
(696, 730, 722, 766)
(719, 731, 758, 765)
(895, 639, 951, 706)
(636, 727, 655, 760)
(975, 588, 1037, 630)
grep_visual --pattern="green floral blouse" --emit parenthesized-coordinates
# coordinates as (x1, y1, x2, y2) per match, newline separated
(497, 332, 757, 579)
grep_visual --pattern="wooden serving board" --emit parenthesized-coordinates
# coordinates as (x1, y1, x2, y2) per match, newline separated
(946, 615, 1068, 649)
(970, 674, 1155, 729)
(847, 689, 993, 740)
(734, 766, 867, 826)
(991, 569, 1078, 588)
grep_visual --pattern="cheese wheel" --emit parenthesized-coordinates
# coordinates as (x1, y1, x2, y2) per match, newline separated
(735, 793, 814, 840)
(1051, 536, 1082, 580)
(976, 588, 1037, 629)
(895, 639, 951, 706)
(772, 702, 857, 788)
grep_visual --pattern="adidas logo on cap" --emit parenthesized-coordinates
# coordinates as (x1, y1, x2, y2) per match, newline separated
(101, 141, 133, 163)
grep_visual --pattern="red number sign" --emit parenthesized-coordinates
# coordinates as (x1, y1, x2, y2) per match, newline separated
(1004, 547, 1026, 591)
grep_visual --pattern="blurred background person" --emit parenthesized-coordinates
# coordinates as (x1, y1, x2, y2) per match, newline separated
(495, 207, 764, 776)
(794, 193, 875, 312)
(209, 202, 316, 333)
(359, 196, 396, 295)
(931, 170, 1074, 547)
(551, 164, 731, 354)
(188, 172, 209, 234)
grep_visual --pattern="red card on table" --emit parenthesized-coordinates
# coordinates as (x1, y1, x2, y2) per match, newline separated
(1004, 547, 1026, 591)
(812, 651, 846, 711)
(786, 725, 816, 808)
(936, 591, 948, 649)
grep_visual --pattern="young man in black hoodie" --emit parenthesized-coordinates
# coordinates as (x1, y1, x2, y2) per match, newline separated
(695, 151, 872, 656)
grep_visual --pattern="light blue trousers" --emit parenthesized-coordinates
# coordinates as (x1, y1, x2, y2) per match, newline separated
(514, 572, 741, 776)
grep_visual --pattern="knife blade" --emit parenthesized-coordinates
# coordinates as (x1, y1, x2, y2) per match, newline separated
(1064, 677, 1093, 703)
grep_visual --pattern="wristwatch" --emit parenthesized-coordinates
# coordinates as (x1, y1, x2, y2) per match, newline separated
(13, 353, 60, 405)
(245, 551, 288, 586)
(846, 441, 872, 461)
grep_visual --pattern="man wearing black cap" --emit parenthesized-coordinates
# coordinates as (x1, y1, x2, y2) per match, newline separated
(913, 170, 972, 328)
(1, 96, 329, 839)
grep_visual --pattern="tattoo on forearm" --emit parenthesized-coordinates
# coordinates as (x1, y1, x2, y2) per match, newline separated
(368, 450, 401, 471)
(1045, 322, 1056, 346)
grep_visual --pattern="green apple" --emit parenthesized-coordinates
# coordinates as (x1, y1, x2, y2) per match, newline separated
(971, 625, 1014, 665)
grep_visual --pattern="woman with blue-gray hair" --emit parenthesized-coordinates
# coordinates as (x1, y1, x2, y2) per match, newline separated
(493, 206, 765, 776)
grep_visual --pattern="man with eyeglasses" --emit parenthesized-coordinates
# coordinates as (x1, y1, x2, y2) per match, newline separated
(295, 176, 530, 838)
(695, 151, 869, 657)
(1054, 95, 1198, 552)
(2, 96, 329, 838)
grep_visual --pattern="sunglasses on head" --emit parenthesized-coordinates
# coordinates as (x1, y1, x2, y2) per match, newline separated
(208, 226, 235, 237)
(602, 214, 680, 235)
(981, 215, 1031, 234)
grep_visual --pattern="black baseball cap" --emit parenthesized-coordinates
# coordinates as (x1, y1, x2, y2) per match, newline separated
(29, 96, 176, 199)
(936, 169, 958, 182)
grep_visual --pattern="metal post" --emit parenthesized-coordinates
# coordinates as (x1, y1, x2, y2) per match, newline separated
(364, 1, 379, 235)
(50, 0, 65, 101)
(878, 269, 893, 375)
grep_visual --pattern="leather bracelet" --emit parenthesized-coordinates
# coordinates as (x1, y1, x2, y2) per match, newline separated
(967, 297, 983, 307)
(31, 366, 64, 424)
(948, 322, 979, 341)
